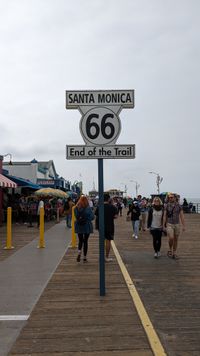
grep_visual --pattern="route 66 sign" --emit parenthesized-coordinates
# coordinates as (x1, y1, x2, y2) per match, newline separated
(65, 90, 134, 146)
(80, 106, 121, 145)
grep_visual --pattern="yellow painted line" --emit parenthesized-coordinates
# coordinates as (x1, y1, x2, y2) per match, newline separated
(111, 241, 167, 356)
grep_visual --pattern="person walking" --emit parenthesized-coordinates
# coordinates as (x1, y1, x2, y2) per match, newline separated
(95, 193, 118, 262)
(27, 197, 34, 227)
(147, 197, 164, 258)
(163, 193, 185, 259)
(127, 200, 140, 239)
(74, 195, 94, 263)
(64, 197, 75, 228)
(139, 198, 148, 231)
(117, 199, 123, 217)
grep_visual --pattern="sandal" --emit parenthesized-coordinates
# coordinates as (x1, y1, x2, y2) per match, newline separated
(172, 254, 179, 260)
(167, 250, 172, 257)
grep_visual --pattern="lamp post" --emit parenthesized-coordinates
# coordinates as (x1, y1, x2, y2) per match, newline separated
(130, 180, 140, 197)
(0, 153, 13, 225)
(120, 182, 127, 197)
(149, 171, 163, 194)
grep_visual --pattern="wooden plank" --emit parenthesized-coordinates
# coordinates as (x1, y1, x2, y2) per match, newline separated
(9, 213, 200, 355)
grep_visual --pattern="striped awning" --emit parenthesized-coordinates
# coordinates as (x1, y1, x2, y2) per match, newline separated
(0, 174, 17, 188)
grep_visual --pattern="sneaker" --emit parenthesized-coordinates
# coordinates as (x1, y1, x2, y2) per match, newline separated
(135, 235, 138, 239)
(77, 254, 81, 262)
(132, 234, 135, 238)
(154, 252, 158, 258)
(157, 251, 161, 257)
(83, 257, 88, 263)
(105, 257, 113, 262)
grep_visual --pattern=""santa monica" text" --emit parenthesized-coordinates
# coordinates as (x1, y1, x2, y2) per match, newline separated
(66, 90, 134, 108)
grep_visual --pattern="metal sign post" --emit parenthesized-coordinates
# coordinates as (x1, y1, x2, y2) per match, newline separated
(98, 158, 105, 296)
(65, 89, 135, 296)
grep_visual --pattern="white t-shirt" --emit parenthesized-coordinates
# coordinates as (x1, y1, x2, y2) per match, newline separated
(151, 209, 162, 229)
(89, 200, 93, 208)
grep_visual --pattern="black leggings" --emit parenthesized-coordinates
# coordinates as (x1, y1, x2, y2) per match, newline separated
(151, 229, 162, 253)
(78, 233, 90, 256)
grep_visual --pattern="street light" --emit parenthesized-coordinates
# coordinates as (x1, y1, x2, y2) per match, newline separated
(130, 180, 140, 197)
(149, 171, 163, 194)
(120, 182, 127, 197)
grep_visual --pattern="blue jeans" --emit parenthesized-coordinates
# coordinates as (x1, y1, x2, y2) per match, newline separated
(132, 220, 139, 236)
(66, 214, 72, 227)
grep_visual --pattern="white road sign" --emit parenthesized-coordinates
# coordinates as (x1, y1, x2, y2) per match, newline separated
(80, 106, 121, 146)
(65, 89, 135, 157)
(66, 145, 135, 160)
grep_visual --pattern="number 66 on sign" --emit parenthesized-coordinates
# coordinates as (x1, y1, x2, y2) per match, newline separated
(80, 106, 121, 146)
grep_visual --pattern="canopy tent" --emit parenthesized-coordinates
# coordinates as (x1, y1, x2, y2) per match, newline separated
(0, 173, 17, 188)
(4, 174, 40, 190)
(34, 187, 68, 198)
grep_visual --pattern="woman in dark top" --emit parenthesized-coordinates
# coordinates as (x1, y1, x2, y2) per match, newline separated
(127, 200, 140, 239)
(74, 195, 94, 263)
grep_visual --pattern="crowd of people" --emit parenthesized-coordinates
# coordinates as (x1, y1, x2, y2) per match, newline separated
(3, 190, 186, 262)
(126, 193, 185, 260)
(69, 192, 186, 263)
(3, 193, 65, 226)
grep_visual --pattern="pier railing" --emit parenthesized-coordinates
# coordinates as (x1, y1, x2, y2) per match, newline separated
(183, 203, 200, 214)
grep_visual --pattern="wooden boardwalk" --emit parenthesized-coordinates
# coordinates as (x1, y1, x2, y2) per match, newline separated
(114, 213, 200, 355)
(0, 220, 58, 262)
(6, 213, 200, 355)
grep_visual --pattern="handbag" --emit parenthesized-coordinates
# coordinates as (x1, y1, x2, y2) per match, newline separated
(126, 215, 131, 222)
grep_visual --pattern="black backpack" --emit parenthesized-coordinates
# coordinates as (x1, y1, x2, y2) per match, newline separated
(77, 211, 87, 225)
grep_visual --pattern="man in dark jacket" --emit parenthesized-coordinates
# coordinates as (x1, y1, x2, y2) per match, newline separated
(127, 200, 140, 239)
(95, 193, 118, 262)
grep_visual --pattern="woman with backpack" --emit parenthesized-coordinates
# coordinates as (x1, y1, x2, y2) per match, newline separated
(74, 195, 94, 263)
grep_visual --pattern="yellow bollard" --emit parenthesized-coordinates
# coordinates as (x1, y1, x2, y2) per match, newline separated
(38, 206, 45, 248)
(4, 207, 14, 250)
(71, 205, 77, 248)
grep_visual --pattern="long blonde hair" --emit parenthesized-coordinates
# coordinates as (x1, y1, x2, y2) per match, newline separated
(152, 197, 163, 205)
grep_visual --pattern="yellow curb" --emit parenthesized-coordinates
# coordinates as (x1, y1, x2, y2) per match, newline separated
(111, 241, 167, 356)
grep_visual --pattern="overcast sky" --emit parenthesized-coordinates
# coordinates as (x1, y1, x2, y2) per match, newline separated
(1, 0, 199, 198)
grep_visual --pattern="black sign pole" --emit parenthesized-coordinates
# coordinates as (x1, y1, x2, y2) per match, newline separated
(98, 158, 105, 296)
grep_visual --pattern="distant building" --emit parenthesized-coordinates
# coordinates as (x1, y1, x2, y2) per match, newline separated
(88, 189, 98, 199)
(105, 189, 124, 198)
(3, 158, 67, 190)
